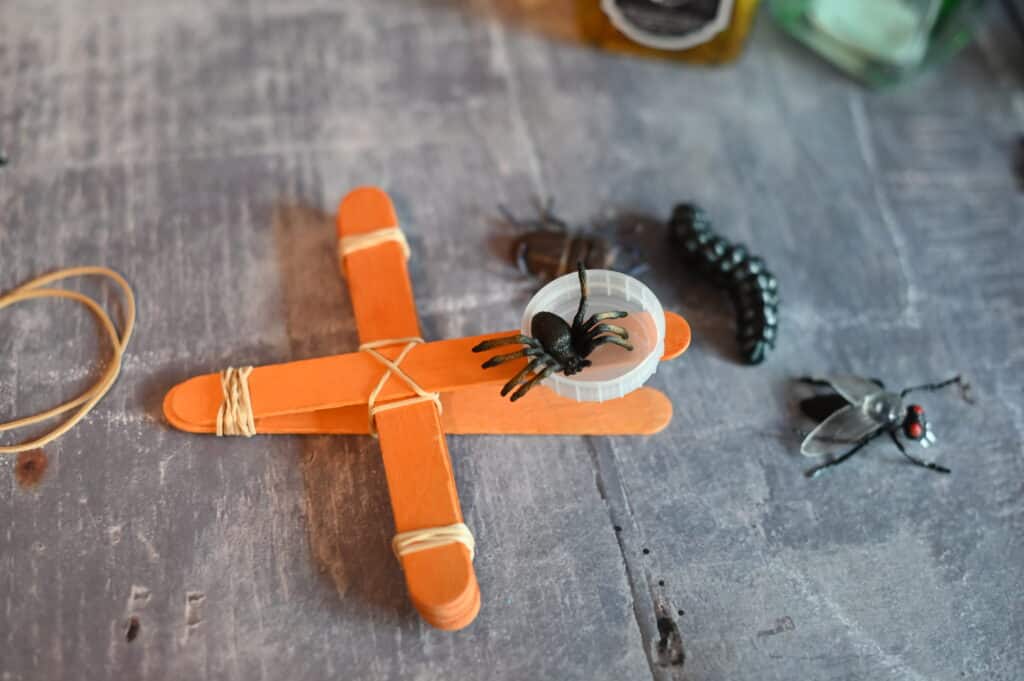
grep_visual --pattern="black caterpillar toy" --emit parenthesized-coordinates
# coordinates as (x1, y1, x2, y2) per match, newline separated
(669, 203, 778, 364)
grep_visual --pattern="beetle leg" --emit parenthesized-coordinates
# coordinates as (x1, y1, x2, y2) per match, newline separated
(472, 335, 538, 353)
(510, 363, 558, 402)
(514, 239, 530, 275)
(498, 204, 526, 228)
(482, 347, 544, 369)
(537, 197, 569, 232)
(582, 310, 628, 331)
(501, 356, 554, 397)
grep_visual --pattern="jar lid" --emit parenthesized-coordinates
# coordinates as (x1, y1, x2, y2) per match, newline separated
(520, 269, 665, 403)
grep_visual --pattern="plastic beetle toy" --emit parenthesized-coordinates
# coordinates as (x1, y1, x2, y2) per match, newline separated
(472, 262, 633, 401)
(501, 201, 644, 281)
(798, 374, 972, 478)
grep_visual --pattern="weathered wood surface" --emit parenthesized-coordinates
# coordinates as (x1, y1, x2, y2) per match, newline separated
(1, 2, 1022, 679)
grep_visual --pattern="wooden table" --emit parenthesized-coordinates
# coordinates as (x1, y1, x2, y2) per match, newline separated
(1, 2, 1021, 679)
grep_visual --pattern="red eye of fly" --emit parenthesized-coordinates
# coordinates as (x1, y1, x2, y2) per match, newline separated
(907, 422, 923, 439)
(910, 405, 924, 415)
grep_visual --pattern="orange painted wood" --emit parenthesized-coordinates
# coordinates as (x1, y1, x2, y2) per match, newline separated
(662, 310, 691, 360)
(165, 385, 672, 436)
(158, 185, 693, 631)
(442, 384, 672, 434)
(162, 312, 690, 433)
(337, 187, 479, 631)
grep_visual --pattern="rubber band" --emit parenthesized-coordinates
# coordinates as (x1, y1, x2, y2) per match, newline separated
(216, 366, 256, 437)
(0, 266, 136, 454)
(392, 522, 475, 561)
(360, 340, 470, 561)
(359, 337, 442, 437)
(338, 227, 410, 276)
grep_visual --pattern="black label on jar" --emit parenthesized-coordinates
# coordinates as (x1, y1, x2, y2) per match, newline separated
(601, 0, 735, 50)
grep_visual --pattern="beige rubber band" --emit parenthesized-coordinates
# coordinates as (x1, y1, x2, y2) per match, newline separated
(338, 227, 410, 277)
(392, 522, 475, 561)
(361, 340, 471, 562)
(359, 337, 442, 437)
(0, 266, 136, 454)
(216, 366, 256, 437)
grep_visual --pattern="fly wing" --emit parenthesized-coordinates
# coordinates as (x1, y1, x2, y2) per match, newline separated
(813, 374, 883, 406)
(801, 404, 882, 457)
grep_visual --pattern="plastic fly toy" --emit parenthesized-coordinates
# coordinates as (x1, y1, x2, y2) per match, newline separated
(798, 374, 972, 478)
(472, 263, 633, 401)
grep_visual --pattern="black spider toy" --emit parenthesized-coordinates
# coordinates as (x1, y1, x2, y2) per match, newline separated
(472, 262, 634, 401)
(799, 374, 973, 478)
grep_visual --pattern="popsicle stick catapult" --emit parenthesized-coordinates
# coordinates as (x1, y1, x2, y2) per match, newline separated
(164, 187, 691, 630)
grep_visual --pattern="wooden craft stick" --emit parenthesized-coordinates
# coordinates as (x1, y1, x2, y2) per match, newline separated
(162, 312, 690, 433)
(158, 185, 693, 632)
(338, 187, 479, 631)
(168, 384, 673, 436)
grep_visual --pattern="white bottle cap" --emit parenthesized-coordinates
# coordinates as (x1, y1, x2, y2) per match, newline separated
(520, 269, 665, 403)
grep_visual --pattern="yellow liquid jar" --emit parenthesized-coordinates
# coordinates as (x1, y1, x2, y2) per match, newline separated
(576, 0, 761, 63)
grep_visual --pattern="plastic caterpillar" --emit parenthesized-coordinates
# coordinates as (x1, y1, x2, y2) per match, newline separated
(669, 203, 778, 364)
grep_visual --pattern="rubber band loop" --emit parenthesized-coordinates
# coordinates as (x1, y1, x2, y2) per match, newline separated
(338, 227, 410, 279)
(392, 522, 475, 561)
(216, 366, 256, 437)
(359, 337, 442, 437)
(0, 267, 136, 454)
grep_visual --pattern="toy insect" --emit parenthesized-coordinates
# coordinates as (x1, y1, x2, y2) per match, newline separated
(669, 203, 778, 365)
(500, 200, 644, 280)
(798, 374, 972, 479)
(472, 262, 633, 401)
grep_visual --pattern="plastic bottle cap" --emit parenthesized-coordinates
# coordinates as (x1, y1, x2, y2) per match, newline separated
(520, 269, 665, 403)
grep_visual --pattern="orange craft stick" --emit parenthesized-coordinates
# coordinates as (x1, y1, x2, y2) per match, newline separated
(167, 384, 672, 436)
(162, 312, 690, 434)
(337, 187, 479, 631)
(159, 185, 694, 632)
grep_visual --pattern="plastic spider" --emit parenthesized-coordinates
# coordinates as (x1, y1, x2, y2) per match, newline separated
(472, 262, 634, 401)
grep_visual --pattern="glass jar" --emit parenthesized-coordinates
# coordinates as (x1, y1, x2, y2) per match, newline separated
(770, 0, 989, 86)
(576, 0, 762, 63)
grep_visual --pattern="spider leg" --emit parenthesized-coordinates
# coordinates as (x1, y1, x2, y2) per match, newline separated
(888, 431, 951, 474)
(472, 335, 539, 353)
(586, 322, 630, 341)
(500, 356, 553, 397)
(510, 364, 558, 402)
(482, 347, 545, 369)
(571, 261, 589, 331)
(582, 310, 628, 331)
(804, 437, 872, 478)
(577, 322, 633, 357)
(579, 335, 634, 357)
(900, 375, 972, 404)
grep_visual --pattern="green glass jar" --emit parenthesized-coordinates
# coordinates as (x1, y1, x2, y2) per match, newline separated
(770, 0, 988, 87)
